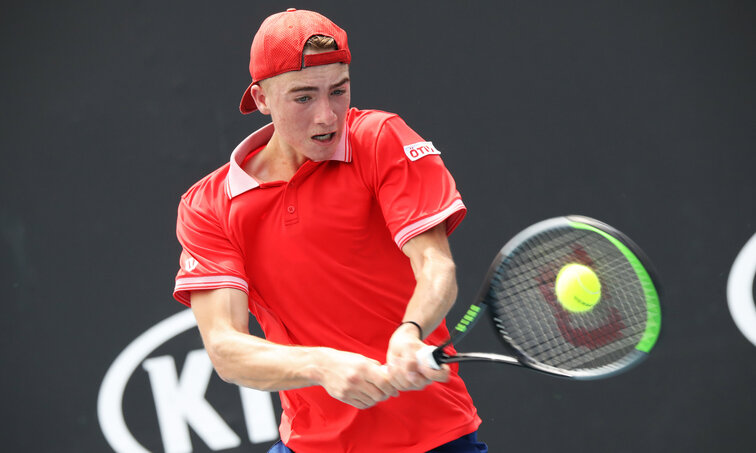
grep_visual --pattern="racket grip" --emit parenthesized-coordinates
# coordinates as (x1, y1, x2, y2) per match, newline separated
(416, 345, 441, 370)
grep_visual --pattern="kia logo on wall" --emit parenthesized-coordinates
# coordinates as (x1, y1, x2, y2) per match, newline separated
(728, 233, 756, 348)
(98, 309, 279, 452)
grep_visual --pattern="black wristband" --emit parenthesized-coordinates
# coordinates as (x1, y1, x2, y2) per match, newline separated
(399, 321, 423, 339)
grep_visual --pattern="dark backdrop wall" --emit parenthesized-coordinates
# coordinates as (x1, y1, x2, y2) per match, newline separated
(2, 1, 755, 452)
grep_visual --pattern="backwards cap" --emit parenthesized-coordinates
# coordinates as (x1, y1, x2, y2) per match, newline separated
(239, 8, 351, 114)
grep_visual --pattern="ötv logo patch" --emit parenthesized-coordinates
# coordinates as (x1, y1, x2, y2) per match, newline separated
(403, 141, 440, 161)
(98, 309, 279, 452)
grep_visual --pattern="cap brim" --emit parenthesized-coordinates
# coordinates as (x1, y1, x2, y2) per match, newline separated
(239, 83, 258, 114)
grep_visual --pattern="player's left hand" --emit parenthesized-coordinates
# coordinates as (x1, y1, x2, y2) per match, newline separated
(386, 322, 450, 391)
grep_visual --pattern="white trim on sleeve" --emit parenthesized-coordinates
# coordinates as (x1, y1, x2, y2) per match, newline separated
(174, 275, 249, 304)
(393, 199, 466, 249)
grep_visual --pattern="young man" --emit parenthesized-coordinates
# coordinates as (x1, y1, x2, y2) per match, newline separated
(174, 8, 487, 452)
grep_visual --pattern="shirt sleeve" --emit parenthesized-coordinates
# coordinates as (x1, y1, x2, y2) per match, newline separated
(372, 115, 466, 249)
(173, 196, 248, 306)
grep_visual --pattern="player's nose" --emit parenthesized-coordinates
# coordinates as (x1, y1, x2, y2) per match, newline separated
(313, 97, 338, 125)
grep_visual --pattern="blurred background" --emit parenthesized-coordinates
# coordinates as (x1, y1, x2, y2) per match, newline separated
(2, 1, 755, 452)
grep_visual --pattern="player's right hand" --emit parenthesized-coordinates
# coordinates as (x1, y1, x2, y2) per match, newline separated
(385, 322, 450, 391)
(311, 348, 398, 409)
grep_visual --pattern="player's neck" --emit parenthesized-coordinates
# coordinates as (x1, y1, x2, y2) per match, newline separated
(243, 132, 306, 183)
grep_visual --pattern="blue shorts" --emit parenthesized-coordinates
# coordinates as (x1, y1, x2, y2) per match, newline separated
(268, 431, 488, 452)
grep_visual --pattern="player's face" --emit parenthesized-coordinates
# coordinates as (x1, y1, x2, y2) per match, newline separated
(259, 60, 350, 163)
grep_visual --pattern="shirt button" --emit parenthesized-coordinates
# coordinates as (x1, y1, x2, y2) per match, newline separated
(287, 206, 296, 214)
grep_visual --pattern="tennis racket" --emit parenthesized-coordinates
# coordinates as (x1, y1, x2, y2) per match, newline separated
(417, 215, 662, 380)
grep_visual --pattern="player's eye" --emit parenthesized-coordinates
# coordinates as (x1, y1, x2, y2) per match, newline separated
(331, 88, 345, 96)
(295, 95, 310, 103)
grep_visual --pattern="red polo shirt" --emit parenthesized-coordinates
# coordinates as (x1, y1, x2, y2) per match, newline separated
(174, 108, 480, 452)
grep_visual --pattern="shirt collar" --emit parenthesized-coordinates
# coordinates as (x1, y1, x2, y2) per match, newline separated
(226, 120, 352, 199)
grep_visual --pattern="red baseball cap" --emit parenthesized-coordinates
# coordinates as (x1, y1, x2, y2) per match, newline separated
(239, 8, 351, 114)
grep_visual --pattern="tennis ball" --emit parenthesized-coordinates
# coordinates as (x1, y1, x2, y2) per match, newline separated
(555, 263, 601, 313)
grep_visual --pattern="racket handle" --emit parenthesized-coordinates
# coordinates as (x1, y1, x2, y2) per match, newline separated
(416, 345, 442, 370)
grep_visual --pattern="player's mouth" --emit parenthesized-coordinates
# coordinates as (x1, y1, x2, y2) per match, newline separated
(312, 132, 336, 143)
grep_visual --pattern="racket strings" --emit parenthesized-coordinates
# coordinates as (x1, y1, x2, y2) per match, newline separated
(489, 228, 650, 376)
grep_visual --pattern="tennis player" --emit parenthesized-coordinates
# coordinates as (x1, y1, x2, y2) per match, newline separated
(173, 8, 486, 452)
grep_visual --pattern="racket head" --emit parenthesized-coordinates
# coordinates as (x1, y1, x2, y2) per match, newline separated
(481, 215, 662, 380)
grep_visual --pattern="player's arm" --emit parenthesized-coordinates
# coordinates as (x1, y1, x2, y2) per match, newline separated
(191, 287, 397, 409)
(386, 222, 456, 390)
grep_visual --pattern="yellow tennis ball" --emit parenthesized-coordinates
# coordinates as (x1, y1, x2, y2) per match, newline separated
(555, 263, 601, 313)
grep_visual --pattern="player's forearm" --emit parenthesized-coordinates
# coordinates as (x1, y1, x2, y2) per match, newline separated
(204, 330, 324, 391)
(206, 332, 396, 408)
(402, 247, 458, 338)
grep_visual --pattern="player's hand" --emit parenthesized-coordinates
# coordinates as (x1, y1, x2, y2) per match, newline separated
(313, 349, 398, 410)
(386, 323, 450, 391)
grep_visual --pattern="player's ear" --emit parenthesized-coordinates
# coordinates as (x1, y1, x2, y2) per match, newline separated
(250, 83, 271, 115)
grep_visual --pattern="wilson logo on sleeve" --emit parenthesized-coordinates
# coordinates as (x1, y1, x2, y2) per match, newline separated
(403, 141, 440, 161)
(184, 257, 199, 272)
